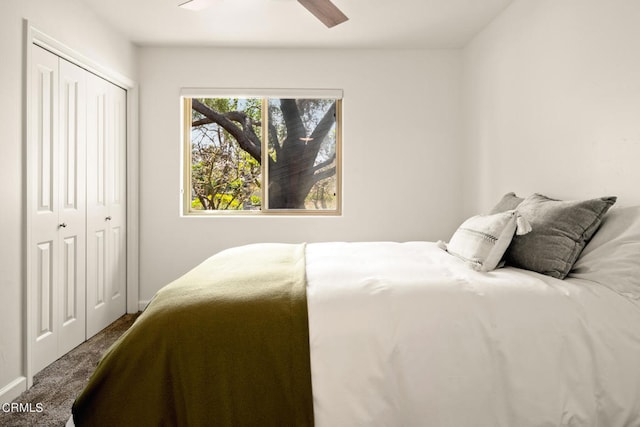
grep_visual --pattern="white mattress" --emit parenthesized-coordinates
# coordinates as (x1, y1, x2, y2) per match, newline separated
(306, 241, 640, 427)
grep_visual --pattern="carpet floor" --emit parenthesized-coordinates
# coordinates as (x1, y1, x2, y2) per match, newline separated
(0, 313, 140, 427)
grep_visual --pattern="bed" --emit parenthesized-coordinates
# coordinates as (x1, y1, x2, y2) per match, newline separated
(71, 195, 640, 426)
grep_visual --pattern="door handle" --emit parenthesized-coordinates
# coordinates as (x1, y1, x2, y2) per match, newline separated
(105, 216, 112, 221)
(58, 223, 67, 228)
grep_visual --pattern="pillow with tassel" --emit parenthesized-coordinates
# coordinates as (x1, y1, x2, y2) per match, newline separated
(439, 210, 531, 272)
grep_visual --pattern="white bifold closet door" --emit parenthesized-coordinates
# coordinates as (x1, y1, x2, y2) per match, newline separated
(30, 46, 87, 374)
(30, 45, 127, 374)
(85, 72, 127, 339)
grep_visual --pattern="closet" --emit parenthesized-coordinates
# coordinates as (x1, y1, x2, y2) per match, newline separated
(29, 45, 127, 374)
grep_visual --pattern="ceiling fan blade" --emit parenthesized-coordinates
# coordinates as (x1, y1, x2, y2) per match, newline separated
(297, 0, 349, 28)
(178, 0, 214, 11)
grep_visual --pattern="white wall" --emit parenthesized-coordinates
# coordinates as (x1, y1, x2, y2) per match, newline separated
(0, 0, 136, 401)
(463, 0, 640, 215)
(138, 47, 464, 300)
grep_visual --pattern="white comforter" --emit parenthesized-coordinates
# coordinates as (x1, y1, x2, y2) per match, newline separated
(305, 241, 640, 427)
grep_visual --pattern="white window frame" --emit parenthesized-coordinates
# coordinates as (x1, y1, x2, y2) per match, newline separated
(181, 88, 343, 216)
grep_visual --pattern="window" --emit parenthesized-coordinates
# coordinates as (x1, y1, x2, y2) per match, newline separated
(182, 89, 342, 215)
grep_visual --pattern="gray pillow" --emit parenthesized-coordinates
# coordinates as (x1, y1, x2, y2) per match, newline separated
(489, 192, 524, 214)
(505, 193, 617, 279)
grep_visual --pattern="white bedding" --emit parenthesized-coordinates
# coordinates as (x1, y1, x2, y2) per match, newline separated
(306, 241, 640, 427)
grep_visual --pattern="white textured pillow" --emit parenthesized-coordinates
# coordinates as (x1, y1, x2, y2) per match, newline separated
(440, 210, 531, 272)
(569, 206, 640, 299)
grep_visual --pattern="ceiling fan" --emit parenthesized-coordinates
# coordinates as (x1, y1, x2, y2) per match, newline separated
(297, 0, 349, 28)
(179, 0, 348, 28)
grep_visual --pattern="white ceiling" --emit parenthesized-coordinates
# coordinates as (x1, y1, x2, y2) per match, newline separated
(79, 0, 513, 49)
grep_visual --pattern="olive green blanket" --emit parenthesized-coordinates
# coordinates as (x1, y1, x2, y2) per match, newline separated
(72, 243, 313, 427)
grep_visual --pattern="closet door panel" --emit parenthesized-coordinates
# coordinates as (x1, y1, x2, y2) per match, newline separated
(58, 59, 87, 354)
(86, 75, 126, 338)
(86, 74, 111, 338)
(107, 85, 127, 323)
(31, 46, 60, 374)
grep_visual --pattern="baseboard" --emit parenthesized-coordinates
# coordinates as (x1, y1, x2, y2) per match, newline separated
(0, 376, 27, 404)
(138, 300, 151, 311)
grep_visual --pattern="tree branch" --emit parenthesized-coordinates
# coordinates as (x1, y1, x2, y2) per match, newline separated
(192, 117, 214, 127)
(191, 99, 262, 163)
(312, 153, 336, 173)
(279, 99, 306, 142)
(312, 166, 336, 184)
(304, 101, 337, 172)
(193, 115, 261, 128)
(268, 121, 281, 156)
(308, 101, 336, 151)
